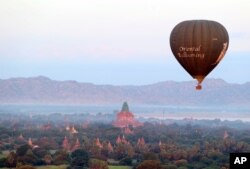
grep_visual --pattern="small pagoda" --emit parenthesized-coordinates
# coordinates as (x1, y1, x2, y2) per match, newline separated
(112, 102, 143, 128)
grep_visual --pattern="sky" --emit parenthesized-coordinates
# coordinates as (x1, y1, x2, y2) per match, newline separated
(0, 0, 250, 85)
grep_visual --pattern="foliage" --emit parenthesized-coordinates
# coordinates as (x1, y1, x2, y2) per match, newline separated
(37, 165, 68, 169)
(16, 144, 31, 156)
(89, 158, 108, 169)
(17, 164, 36, 169)
(6, 151, 17, 168)
(53, 150, 69, 165)
(143, 152, 159, 161)
(119, 157, 132, 166)
(69, 149, 89, 169)
(109, 166, 132, 169)
(161, 164, 177, 169)
(1, 113, 250, 169)
(136, 160, 163, 169)
(0, 157, 7, 167)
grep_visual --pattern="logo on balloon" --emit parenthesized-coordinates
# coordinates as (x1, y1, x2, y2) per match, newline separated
(178, 45, 205, 59)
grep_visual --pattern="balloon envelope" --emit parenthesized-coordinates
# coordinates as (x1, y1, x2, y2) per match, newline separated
(170, 20, 229, 89)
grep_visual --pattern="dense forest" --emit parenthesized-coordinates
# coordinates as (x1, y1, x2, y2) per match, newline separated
(0, 110, 250, 169)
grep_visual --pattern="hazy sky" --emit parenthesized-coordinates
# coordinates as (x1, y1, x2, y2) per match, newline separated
(0, 0, 249, 85)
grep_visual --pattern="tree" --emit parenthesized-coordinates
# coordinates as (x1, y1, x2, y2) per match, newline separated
(16, 164, 36, 169)
(175, 159, 188, 167)
(69, 149, 89, 169)
(119, 157, 132, 166)
(143, 152, 159, 161)
(17, 149, 40, 166)
(43, 154, 53, 165)
(114, 143, 127, 160)
(161, 164, 177, 169)
(32, 148, 48, 159)
(6, 151, 17, 168)
(16, 144, 31, 156)
(89, 158, 108, 169)
(136, 160, 163, 169)
(53, 150, 69, 165)
(0, 157, 7, 168)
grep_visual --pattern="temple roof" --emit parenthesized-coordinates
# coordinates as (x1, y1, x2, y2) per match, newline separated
(112, 102, 143, 128)
(121, 101, 129, 112)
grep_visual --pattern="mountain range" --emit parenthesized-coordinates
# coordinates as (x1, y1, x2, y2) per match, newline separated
(0, 76, 250, 106)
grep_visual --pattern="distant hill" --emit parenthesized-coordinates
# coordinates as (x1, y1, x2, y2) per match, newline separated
(0, 76, 250, 106)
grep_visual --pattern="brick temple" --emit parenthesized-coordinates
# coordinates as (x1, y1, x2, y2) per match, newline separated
(112, 102, 143, 128)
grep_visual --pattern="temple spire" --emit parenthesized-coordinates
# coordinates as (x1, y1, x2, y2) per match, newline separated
(113, 102, 143, 128)
(121, 101, 129, 112)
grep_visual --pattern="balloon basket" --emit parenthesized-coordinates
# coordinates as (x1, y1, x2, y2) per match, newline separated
(196, 84, 202, 90)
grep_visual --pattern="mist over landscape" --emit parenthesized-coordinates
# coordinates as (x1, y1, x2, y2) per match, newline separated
(1, 77, 250, 169)
(1, 76, 250, 123)
(1, 100, 250, 169)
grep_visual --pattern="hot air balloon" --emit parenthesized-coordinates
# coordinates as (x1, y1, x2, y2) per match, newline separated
(170, 20, 229, 90)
